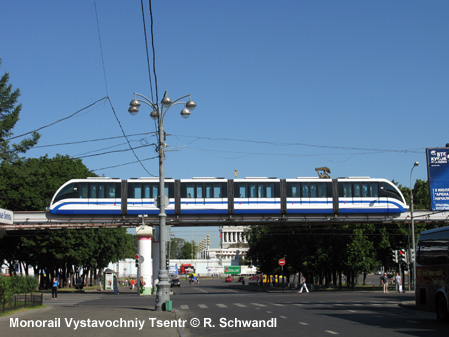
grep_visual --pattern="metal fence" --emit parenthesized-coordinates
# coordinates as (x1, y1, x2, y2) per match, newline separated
(1, 293, 43, 312)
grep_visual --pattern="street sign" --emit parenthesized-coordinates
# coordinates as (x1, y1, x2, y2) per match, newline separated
(278, 258, 286, 266)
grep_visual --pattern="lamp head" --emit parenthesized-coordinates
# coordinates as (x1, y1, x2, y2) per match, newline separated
(185, 99, 197, 111)
(150, 110, 159, 120)
(414, 161, 419, 167)
(161, 91, 172, 106)
(180, 108, 191, 119)
(129, 99, 141, 116)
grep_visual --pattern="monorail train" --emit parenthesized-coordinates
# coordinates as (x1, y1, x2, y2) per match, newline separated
(48, 176, 408, 216)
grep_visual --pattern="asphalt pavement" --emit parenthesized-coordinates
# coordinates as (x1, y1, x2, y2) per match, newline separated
(0, 289, 182, 337)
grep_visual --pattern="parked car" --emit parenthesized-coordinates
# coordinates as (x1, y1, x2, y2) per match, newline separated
(249, 276, 259, 280)
(170, 278, 181, 287)
(225, 276, 233, 282)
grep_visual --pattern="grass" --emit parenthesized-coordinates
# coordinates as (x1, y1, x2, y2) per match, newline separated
(0, 305, 46, 317)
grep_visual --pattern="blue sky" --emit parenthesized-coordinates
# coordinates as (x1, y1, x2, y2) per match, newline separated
(1, 1, 448, 247)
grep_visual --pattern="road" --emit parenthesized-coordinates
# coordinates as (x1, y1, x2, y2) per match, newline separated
(2, 278, 447, 337)
(170, 278, 448, 337)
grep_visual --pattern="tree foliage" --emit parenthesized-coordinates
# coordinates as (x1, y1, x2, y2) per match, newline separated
(246, 178, 437, 288)
(0, 59, 40, 163)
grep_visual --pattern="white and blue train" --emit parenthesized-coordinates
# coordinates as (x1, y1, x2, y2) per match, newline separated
(49, 176, 408, 216)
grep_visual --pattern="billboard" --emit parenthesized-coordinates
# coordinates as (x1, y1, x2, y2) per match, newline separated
(224, 266, 241, 274)
(426, 147, 449, 211)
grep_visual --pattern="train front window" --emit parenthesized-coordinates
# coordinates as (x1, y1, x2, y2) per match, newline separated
(54, 183, 78, 202)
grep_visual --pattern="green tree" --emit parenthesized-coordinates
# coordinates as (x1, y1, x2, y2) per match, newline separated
(0, 155, 93, 210)
(0, 59, 40, 162)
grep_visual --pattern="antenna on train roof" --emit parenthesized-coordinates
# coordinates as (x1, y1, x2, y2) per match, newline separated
(315, 167, 331, 179)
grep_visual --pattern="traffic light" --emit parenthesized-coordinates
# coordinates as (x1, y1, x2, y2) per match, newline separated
(135, 254, 139, 268)
(409, 248, 415, 264)
(393, 250, 398, 263)
(399, 249, 407, 264)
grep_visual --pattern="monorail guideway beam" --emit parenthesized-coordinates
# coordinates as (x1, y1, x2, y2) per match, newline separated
(3, 210, 449, 230)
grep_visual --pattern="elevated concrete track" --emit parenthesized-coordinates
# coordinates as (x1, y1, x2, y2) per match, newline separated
(1, 210, 449, 231)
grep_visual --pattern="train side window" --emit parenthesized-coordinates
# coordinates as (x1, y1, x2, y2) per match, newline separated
(369, 183, 378, 197)
(288, 183, 300, 197)
(152, 185, 158, 198)
(165, 183, 174, 198)
(353, 183, 361, 197)
(134, 184, 142, 198)
(98, 184, 105, 198)
(257, 184, 265, 198)
(310, 184, 317, 198)
(186, 184, 195, 198)
(250, 184, 257, 198)
(317, 183, 326, 198)
(89, 184, 97, 198)
(266, 183, 274, 198)
(343, 183, 352, 197)
(214, 184, 222, 198)
(196, 184, 203, 198)
(237, 184, 247, 198)
(361, 183, 369, 197)
(302, 184, 309, 198)
(206, 184, 212, 198)
(108, 184, 116, 198)
(80, 183, 88, 198)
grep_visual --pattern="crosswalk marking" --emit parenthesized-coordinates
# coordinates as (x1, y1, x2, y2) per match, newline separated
(175, 301, 407, 311)
(216, 303, 228, 308)
(233, 303, 247, 307)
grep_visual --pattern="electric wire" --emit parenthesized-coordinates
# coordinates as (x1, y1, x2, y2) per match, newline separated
(6, 97, 108, 141)
(140, 0, 155, 103)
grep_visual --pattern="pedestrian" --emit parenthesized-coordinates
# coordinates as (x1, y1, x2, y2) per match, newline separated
(113, 275, 119, 295)
(51, 276, 58, 300)
(394, 272, 402, 293)
(298, 274, 309, 293)
(139, 276, 146, 294)
(381, 272, 389, 293)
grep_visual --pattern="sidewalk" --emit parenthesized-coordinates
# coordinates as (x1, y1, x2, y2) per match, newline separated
(0, 290, 181, 337)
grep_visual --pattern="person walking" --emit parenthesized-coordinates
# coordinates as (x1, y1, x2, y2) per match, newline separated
(394, 272, 402, 293)
(51, 276, 59, 300)
(298, 274, 309, 293)
(381, 272, 389, 293)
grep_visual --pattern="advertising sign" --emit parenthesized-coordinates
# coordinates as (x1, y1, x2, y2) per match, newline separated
(224, 266, 241, 274)
(0, 208, 13, 225)
(426, 147, 449, 211)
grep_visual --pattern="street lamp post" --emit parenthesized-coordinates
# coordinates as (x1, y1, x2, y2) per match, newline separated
(410, 161, 419, 291)
(129, 91, 196, 310)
